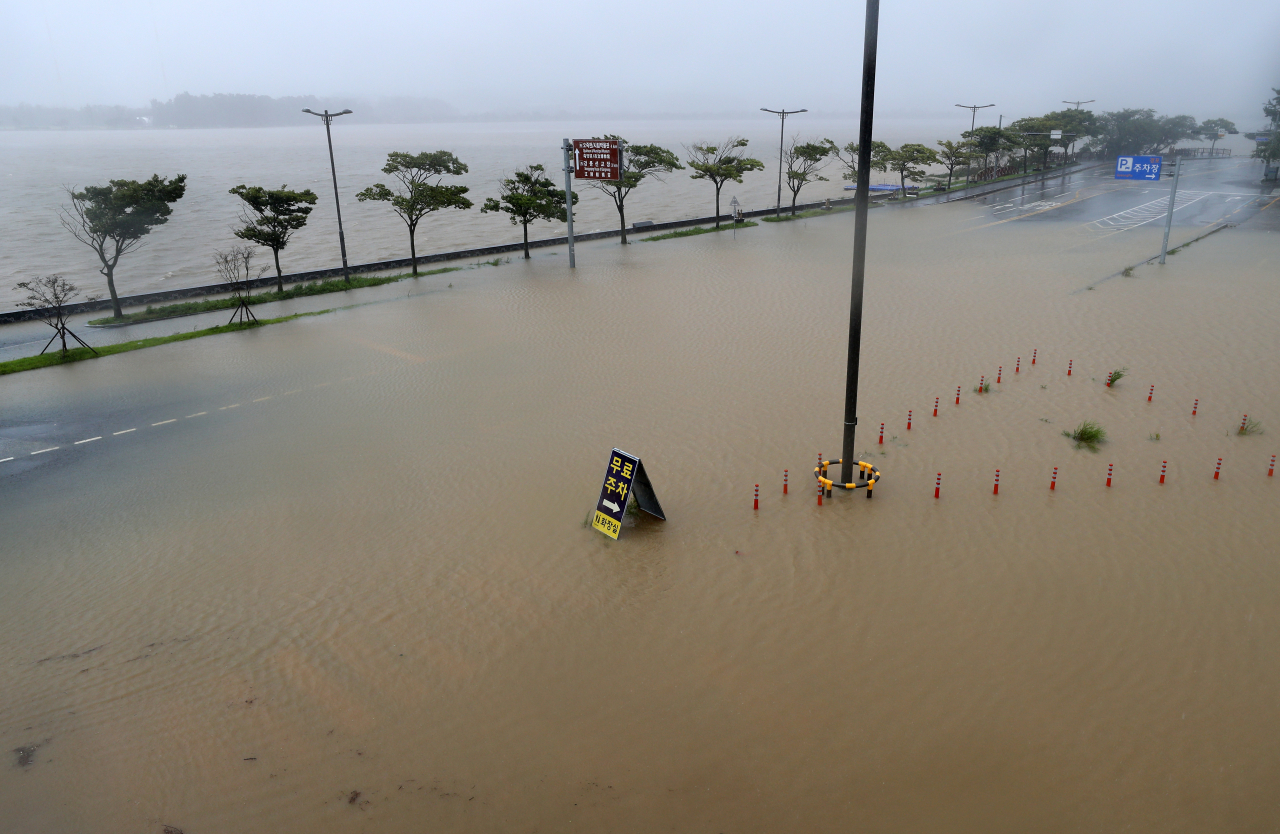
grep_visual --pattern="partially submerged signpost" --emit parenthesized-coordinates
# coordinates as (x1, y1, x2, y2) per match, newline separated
(590, 448, 665, 540)
(560, 138, 625, 269)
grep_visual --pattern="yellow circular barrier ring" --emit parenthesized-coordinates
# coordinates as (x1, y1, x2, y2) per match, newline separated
(813, 458, 881, 491)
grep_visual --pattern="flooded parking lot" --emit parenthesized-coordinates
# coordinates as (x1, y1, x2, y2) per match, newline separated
(2, 187, 1279, 832)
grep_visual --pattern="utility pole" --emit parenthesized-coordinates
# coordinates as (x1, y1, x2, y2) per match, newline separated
(840, 0, 881, 485)
(1158, 156, 1183, 264)
(761, 107, 807, 217)
(562, 138, 576, 268)
(955, 103, 994, 185)
(302, 108, 353, 283)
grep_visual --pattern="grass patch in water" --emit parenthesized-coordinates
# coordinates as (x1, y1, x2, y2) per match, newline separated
(1238, 417, 1264, 436)
(1063, 420, 1107, 452)
(87, 266, 467, 326)
(641, 222, 758, 241)
(0, 309, 334, 376)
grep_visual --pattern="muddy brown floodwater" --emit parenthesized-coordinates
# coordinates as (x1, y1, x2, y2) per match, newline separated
(1, 199, 1278, 833)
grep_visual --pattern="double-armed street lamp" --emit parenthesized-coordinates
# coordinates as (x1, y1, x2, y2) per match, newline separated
(302, 108, 353, 283)
(761, 107, 807, 217)
(955, 103, 994, 185)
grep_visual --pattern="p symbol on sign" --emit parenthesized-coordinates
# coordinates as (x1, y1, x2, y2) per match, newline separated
(1117, 157, 1133, 172)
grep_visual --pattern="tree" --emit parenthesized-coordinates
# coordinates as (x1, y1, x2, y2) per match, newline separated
(1253, 133, 1280, 168)
(1265, 88, 1280, 128)
(884, 143, 940, 195)
(213, 246, 263, 325)
(228, 184, 318, 291)
(1041, 108, 1097, 163)
(481, 164, 577, 259)
(1200, 118, 1237, 153)
(684, 137, 765, 227)
(783, 139, 831, 213)
(1085, 109, 1201, 157)
(584, 135, 683, 244)
(59, 174, 187, 319)
(934, 139, 973, 189)
(13, 275, 98, 358)
(822, 138, 891, 183)
(1008, 116, 1053, 173)
(963, 127, 1017, 175)
(356, 151, 473, 276)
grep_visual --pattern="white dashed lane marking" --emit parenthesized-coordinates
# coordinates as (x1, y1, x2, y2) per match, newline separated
(252, 396, 272, 402)
(74, 437, 102, 445)
(113, 429, 136, 435)
(31, 447, 59, 455)
(186, 412, 207, 418)
(0, 457, 13, 463)
(152, 419, 177, 426)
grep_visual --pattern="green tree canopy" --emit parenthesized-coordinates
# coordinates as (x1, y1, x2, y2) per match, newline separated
(357, 151, 473, 275)
(1084, 109, 1201, 157)
(821, 138, 891, 183)
(481, 164, 577, 259)
(884, 143, 940, 195)
(1200, 118, 1237, 152)
(1264, 88, 1280, 128)
(963, 126, 1018, 172)
(59, 174, 187, 318)
(1040, 108, 1097, 159)
(782, 139, 831, 213)
(1008, 116, 1054, 171)
(934, 139, 974, 189)
(684, 137, 765, 227)
(585, 136, 683, 244)
(229, 184, 318, 290)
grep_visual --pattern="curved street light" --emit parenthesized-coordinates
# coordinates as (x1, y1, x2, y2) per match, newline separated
(955, 103, 995, 185)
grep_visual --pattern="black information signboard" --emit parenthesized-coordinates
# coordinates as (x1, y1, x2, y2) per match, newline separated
(591, 448, 665, 539)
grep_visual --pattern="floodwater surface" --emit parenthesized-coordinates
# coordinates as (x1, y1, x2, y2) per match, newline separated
(2, 196, 1279, 832)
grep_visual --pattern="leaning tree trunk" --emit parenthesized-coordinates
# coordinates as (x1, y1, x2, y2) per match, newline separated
(102, 265, 123, 319)
(790, 190, 799, 215)
(272, 249, 284, 293)
(618, 201, 628, 245)
(522, 221, 530, 259)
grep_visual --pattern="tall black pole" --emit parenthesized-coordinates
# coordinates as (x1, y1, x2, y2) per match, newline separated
(839, 0, 880, 485)
(321, 115, 351, 284)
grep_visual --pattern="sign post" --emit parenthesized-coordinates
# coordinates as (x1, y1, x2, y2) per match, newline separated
(590, 448, 665, 540)
(562, 138, 576, 268)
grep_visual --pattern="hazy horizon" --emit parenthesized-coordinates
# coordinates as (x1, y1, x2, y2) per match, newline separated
(4, 0, 1278, 128)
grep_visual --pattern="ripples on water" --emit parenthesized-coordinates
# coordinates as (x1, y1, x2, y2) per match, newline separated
(1, 207, 1278, 831)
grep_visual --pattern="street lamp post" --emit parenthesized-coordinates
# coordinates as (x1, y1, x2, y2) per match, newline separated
(760, 107, 807, 217)
(302, 108, 353, 284)
(955, 103, 995, 185)
(729, 195, 741, 239)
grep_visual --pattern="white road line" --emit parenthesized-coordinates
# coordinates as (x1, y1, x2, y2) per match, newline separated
(282, 389, 302, 396)
(0, 457, 14, 463)
(31, 447, 59, 455)
(186, 412, 207, 418)
(74, 437, 102, 445)
(152, 419, 176, 426)
(219, 404, 240, 410)
(252, 396, 272, 402)
(113, 429, 136, 435)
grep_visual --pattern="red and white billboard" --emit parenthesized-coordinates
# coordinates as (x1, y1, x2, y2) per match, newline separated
(573, 139, 621, 181)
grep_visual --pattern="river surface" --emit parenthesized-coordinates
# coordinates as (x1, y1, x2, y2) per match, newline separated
(0, 117, 986, 310)
(2, 188, 1279, 832)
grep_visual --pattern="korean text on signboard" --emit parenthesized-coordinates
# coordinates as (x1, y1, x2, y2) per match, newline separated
(1115, 155, 1162, 180)
(591, 449, 638, 539)
(573, 140, 621, 181)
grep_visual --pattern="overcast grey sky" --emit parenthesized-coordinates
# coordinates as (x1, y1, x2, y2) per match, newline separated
(3, 0, 1277, 124)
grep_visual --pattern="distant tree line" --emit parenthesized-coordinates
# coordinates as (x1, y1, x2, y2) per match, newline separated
(47, 101, 1259, 320)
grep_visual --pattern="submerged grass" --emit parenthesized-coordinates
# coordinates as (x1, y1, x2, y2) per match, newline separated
(0, 309, 334, 376)
(87, 266, 466, 326)
(1238, 417, 1264, 436)
(640, 221, 758, 241)
(1063, 420, 1107, 452)
(761, 205, 859, 223)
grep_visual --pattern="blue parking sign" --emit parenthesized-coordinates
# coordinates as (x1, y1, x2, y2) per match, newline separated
(1115, 155, 1162, 180)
